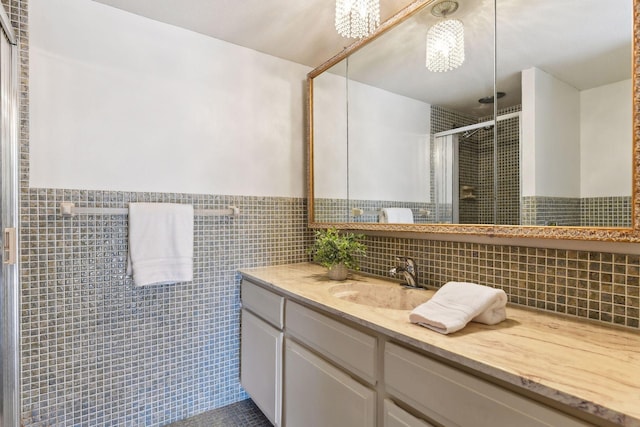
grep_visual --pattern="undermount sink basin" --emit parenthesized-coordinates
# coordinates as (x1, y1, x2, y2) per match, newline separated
(329, 282, 429, 310)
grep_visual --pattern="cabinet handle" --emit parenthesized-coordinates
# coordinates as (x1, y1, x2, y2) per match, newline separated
(3, 227, 16, 265)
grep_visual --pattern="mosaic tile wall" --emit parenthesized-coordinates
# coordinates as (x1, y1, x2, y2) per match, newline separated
(581, 197, 632, 227)
(358, 235, 640, 329)
(430, 106, 477, 224)
(314, 198, 433, 223)
(521, 196, 582, 226)
(478, 105, 521, 225)
(457, 134, 480, 224)
(430, 105, 521, 225)
(313, 198, 349, 223)
(521, 196, 631, 227)
(20, 189, 311, 426)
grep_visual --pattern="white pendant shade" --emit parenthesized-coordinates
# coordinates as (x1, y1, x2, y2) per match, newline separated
(426, 19, 465, 72)
(335, 0, 380, 39)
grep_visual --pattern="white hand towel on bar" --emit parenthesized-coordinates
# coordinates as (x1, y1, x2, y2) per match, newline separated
(126, 203, 194, 286)
(379, 208, 414, 223)
(409, 282, 507, 334)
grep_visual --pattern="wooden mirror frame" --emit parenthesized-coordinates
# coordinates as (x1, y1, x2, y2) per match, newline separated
(307, 0, 640, 243)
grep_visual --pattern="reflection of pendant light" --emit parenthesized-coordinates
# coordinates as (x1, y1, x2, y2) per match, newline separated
(335, 0, 380, 39)
(426, 1, 465, 72)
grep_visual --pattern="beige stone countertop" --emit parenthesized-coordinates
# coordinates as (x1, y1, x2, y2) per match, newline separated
(240, 262, 640, 427)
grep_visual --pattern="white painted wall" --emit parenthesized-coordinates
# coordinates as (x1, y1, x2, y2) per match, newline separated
(522, 67, 632, 199)
(313, 74, 431, 202)
(521, 67, 581, 197)
(30, 0, 308, 197)
(580, 79, 632, 197)
(348, 80, 431, 202)
(312, 71, 348, 199)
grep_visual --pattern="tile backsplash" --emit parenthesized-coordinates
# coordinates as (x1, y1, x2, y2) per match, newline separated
(358, 235, 639, 329)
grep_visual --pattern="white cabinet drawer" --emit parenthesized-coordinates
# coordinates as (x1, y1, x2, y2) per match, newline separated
(285, 301, 377, 384)
(384, 400, 434, 427)
(385, 342, 591, 427)
(241, 279, 284, 329)
(284, 339, 376, 427)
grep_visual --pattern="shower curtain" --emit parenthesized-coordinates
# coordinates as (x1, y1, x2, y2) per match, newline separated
(433, 134, 459, 223)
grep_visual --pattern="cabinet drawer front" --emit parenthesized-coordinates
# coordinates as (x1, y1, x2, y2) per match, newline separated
(285, 339, 376, 427)
(241, 279, 284, 329)
(385, 343, 590, 427)
(286, 301, 377, 384)
(384, 400, 434, 427)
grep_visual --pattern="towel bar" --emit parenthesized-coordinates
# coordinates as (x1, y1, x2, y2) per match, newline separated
(59, 202, 240, 218)
(351, 208, 430, 217)
(351, 208, 380, 217)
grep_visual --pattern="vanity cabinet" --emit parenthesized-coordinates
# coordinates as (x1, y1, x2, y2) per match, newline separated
(240, 271, 601, 427)
(240, 280, 284, 426)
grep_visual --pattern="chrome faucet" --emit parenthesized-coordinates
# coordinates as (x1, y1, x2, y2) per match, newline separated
(389, 257, 419, 288)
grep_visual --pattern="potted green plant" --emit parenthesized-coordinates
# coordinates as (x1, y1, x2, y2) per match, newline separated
(309, 227, 366, 280)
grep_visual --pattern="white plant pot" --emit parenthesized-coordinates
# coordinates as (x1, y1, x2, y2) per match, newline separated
(327, 263, 348, 281)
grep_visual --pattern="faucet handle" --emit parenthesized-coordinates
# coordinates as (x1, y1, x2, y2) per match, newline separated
(396, 256, 416, 272)
(405, 257, 416, 273)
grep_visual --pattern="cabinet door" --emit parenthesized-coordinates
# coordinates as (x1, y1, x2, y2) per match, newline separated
(241, 309, 282, 426)
(384, 400, 434, 427)
(284, 339, 375, 427)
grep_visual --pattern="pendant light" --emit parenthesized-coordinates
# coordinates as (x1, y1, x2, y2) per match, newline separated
(335, 0, 380, 39)
(426, 1, 465, 72)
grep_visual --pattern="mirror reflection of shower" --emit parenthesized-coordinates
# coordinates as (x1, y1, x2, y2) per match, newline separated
(431, 109, 520, 225)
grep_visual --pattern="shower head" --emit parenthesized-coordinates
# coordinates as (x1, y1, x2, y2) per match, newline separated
(478, 92, 506, 104)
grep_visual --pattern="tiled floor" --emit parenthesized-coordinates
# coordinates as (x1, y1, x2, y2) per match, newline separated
(167, 399, 272, 427)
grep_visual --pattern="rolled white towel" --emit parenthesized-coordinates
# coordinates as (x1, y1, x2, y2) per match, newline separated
(379, 208, 414, 224)
(409, 282, 507, 334)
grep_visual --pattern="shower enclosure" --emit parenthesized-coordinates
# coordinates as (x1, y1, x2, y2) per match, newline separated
(431, 111, 520, 225)
(0, 4, 19, 427)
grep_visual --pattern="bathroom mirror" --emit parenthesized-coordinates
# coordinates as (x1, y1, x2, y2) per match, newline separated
(308, 0, 639, 241)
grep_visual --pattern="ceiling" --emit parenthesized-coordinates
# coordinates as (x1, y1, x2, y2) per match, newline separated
(92, 0, 415, 68)
(92, 0, 632, 116)
(344, 0, 632, 115)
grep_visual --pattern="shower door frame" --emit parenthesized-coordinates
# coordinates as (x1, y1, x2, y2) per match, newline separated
(0, 4, 19, 427)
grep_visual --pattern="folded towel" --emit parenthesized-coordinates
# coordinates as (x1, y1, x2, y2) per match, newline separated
(379, 208, 414, 224)
(409, 282, 507, 334)
(126, 203, 194, 286)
